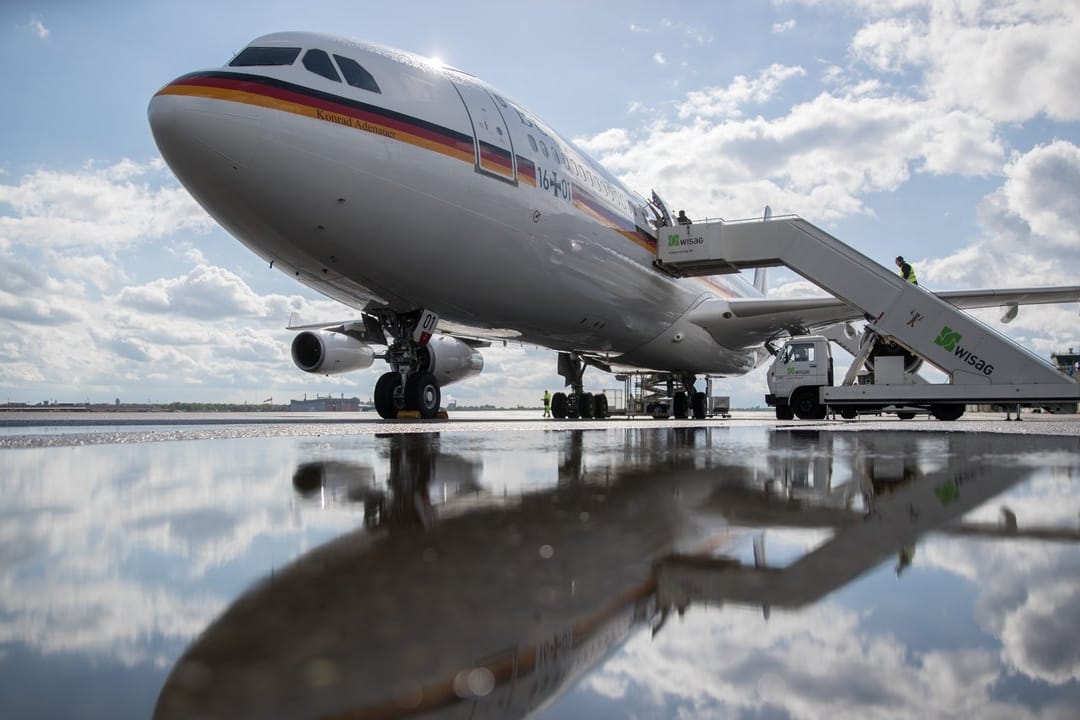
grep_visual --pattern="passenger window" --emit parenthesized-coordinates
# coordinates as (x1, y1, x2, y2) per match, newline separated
(539, 141, 550, 159)
(302, 49, 341, 82)
(334, 54, 381, 93)
(229, 46, 301, 66)
(551, 145, 562, 165)
(528, 135, 538, 152)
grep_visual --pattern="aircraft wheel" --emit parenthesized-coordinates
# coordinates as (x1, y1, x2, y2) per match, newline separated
(792, 389, 822, 420)
(579, 392, 595, 419)
(594, 394, 609, 419)
(373, 372, 402, 419)
(692, 391, 707, 419)
(566, 393, 580, 419)
(551, 392, 568, 419)
(406, 372, 441, 419)
(673, 392, 689, 419)
(775, 405, 794, 420)
(931, 404, 965, 421)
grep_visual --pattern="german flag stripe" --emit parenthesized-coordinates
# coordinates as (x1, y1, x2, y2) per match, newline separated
(517, 156, 536, 187)
(478, 140, 514, 177)
(157, 71, 475, 163)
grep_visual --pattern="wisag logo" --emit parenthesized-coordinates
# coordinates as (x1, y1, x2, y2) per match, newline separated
(667, 233, 704, 248)
(933, 325, 994, 375)
(934, 326, 962, 352)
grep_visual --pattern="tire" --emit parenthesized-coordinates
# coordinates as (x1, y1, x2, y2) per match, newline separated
(839, 407, 857, 420)
(579, 392, 595, 419)
(931, 404, 965, 421)
(406, 372, 441, 419)
(896, 411, 916, 420)
(373, 372, 402, 419)
(566, 393, 580, 419)
(775, 404, 794, 420)
(594, 394, 609, 419)
(673, 392, 689, 419)
(692, 391, 707, 419)
(551, 392, 568, 419)
(792, 389, 823, 420)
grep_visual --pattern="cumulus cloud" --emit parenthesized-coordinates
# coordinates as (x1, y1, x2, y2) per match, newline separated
(117, 263, 267, 320)
(678, 64, 807, 119)
(0, 159, 212, 252)
(925, 140, 1080, 290)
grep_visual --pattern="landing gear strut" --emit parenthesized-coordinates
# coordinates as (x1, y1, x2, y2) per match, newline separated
(370, 310, 443, 420)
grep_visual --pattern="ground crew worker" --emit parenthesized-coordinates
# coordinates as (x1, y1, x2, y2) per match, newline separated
(543, 390, 551, 417)
(895, 255, 918, 285)
(677, 210, 692, 225)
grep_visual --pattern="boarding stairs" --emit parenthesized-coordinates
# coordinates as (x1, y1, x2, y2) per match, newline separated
(655, 215, 1080, 405)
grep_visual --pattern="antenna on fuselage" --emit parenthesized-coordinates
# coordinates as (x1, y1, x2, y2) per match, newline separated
(752, 205, 772, 294)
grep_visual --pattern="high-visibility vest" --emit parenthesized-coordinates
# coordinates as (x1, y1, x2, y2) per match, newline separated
(899, 262, 917, 284)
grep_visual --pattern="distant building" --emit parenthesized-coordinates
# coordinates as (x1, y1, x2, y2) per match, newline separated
(289, 395, 363, 412)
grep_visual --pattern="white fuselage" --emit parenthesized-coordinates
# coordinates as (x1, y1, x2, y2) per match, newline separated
(148, 31, 762, 375)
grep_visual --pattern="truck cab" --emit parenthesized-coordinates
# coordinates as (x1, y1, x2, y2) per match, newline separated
(766, 335, 832, 420)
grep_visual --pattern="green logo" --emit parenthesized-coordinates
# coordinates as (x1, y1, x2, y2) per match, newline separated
(667, 234, 680, 247)
(934, 326, 962, 352)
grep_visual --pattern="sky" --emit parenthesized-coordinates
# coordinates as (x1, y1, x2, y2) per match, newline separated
(1, 0, 1078, 408)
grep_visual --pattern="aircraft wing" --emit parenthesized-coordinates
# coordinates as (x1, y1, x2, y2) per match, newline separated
(690, 285, 1080, 345)
(286, 312, 512, 348)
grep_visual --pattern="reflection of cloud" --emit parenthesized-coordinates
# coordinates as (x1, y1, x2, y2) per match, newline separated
(582, 604, 1009, 719)
(0, 437, 366, 665)
(1001, 577, 1080, 685)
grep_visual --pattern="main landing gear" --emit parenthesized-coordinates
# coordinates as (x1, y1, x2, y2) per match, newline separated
(550, 352, 610, 420)
(371, 310, 442, 420)
(671, 373, 708, 420)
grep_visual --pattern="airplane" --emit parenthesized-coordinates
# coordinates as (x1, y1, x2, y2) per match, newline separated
(147, 31, 1080, 420)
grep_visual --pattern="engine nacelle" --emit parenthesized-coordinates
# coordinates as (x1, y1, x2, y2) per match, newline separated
(417, 335, 484, 386)
(291, 331, 375, 375)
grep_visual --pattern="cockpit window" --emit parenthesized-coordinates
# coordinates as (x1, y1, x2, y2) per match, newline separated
(334, 54, 381, 93)
(229, 46, 301, 67)
(302, 49, 341, 82)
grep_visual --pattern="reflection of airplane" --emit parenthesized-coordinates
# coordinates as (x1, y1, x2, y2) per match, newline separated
(147, 32, 1080, 419)
(155, 431, 1075, 719)
(294, 434, 484, 527)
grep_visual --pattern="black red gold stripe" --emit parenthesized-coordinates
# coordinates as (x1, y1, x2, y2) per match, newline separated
(158, 71, 476, 163)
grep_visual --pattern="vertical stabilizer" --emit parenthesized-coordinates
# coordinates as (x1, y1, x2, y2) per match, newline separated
(752, 206, 771, 293)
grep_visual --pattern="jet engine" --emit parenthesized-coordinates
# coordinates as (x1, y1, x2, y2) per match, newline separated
(417, 335, 484, 386)
(291, 331, 374, 375)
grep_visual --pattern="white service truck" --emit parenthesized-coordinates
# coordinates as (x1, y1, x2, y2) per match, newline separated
(765, 335, 965, 422)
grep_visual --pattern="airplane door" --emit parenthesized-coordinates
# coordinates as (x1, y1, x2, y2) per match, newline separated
(448, 74, 517, 183)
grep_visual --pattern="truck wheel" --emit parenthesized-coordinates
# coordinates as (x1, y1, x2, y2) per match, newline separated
(896, 411, 915, 420)
(931, 404, 965, 421)
(839, 407, 857, 420)
(792, 389, 823, 420)
(775, 405, 794, 420)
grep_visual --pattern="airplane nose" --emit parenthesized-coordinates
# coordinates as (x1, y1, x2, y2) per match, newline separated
(148, 88, 262, 179)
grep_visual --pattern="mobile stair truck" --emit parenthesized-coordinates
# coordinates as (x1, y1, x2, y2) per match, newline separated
(654, 212, 1080, 421)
